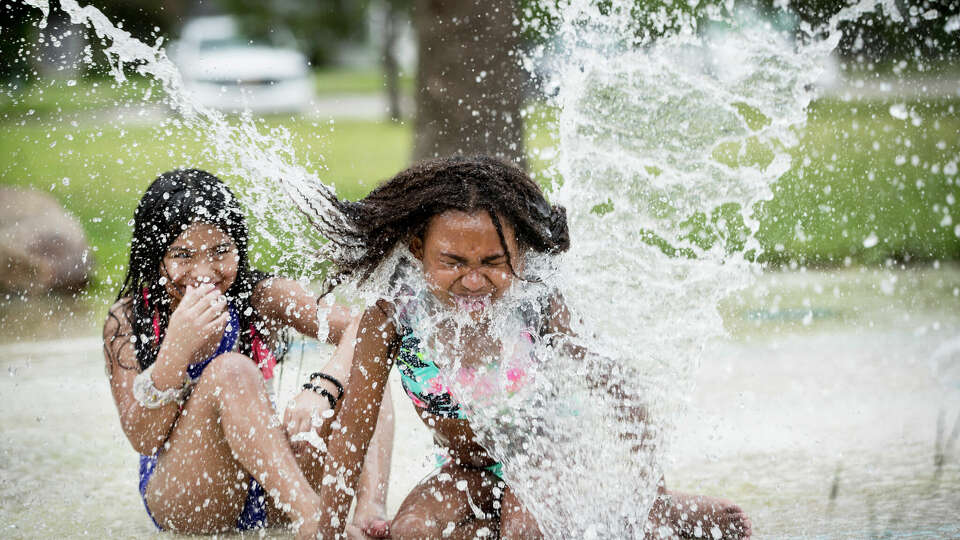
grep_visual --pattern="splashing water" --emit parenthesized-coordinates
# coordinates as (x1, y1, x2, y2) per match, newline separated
(10, 0, 934, 537)
(18, 0, 357, 282)
(384, 1, 901, 537)
(344, 6, 811, 528)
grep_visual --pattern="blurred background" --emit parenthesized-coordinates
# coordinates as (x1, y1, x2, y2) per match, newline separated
(1, 0, 957, 305)
(1, 0, 959, 538)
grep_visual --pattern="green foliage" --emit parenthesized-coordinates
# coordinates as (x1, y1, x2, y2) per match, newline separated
(1, 1, 183, 82)
(79, 0, 179, 42)
(0, 2, 40, 81)
(516, 0, 960, 69)
(217, 0, 370, 66)
(518, 0, 714, 45)
(755, 0, 960, 67)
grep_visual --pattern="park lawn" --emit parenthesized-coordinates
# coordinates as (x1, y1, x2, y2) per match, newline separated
(524, 97, 960, 266)
(756, 98, 960, 266)
(0, 93, 958, 301)
(0, 76, 162, 119)
(0, 112, 412, 297)
(0, 67, 413, 119)
(313, 67, 414, 95)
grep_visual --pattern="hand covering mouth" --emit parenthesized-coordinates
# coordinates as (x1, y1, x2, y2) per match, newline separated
(452, 294, 492, 313)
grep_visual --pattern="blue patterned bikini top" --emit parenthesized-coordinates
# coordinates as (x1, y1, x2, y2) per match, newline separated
(392, 291, 546, 420)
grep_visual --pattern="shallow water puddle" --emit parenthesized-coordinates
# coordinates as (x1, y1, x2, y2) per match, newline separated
(2, 266, 958, 537)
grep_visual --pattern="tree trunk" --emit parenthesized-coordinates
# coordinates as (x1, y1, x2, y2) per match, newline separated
(382, 1, 402, 122)
(412, 0, 527, 168)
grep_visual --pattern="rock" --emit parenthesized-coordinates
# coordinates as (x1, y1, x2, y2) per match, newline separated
(0, 187, 93, 293)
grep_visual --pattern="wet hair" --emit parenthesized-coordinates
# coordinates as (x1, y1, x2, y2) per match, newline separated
(319, 155, 570, 290)
(111, 169, 274, 371)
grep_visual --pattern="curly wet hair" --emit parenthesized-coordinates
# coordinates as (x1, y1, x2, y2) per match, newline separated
(318, 155, 571, 290)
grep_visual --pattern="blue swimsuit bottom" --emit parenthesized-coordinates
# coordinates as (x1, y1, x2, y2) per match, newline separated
(138, 305, 268, 530)
(139, 454, 267, 530)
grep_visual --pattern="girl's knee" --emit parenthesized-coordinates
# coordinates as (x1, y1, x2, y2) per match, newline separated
(190, 353, 264, 406)
(500, 493, 543, 539)
(202, 352, 260, 384)
(390, 512, 440, 539)
(500, 515, 543, 539)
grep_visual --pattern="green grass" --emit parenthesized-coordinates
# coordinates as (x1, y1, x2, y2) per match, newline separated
(0, 66, 412, 119)
(756, 98, 960, 265)
(1, 79, 958, 302)
(0, 76, 162, 118)
(313, 67, 414, 95)
(0, 112, 412, 297)
(523, 97, 960, 267)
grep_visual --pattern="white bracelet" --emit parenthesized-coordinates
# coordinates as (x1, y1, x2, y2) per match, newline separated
(133, 364, 191, 408)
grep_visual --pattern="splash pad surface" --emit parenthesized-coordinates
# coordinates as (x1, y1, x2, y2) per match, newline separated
(1, 0, 959, 537)
(1, 268, 958, 538)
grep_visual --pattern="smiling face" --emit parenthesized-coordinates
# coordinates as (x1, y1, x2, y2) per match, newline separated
(160, 221, 239, 307)
(410, 210, 523, 315)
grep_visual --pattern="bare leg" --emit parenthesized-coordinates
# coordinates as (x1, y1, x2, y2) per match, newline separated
(272, 316, 396, 537)
(145, 353, 321, 538)
(500, 486, 543, 539)
(391, 462, 501, 540)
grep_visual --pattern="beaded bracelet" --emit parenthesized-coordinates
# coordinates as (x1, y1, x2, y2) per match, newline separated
(302, 372, 344, 409)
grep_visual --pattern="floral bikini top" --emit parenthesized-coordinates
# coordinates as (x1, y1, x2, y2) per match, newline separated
(392, 291, 546, 420)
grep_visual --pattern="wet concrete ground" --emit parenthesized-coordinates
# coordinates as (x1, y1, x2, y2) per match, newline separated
(1, 265, 958, 538)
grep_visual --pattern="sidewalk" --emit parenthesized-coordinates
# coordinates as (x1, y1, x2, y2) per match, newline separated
(307, 93, 414, 121)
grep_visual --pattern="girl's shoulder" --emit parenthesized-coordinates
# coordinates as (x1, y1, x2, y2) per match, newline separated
(372, 297, 400, 324)
(103, 298, 139, 372)
(353, 298, 401, 338)
(385, 285, 424, 332)
(244, 272, 283, 319)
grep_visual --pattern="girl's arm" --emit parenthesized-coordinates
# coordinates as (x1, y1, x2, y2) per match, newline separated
(546, 295, 752, 537)
(543, 292, 582, 356)
(251, 277, 352, 345)
(544, 293, 652, 445)
(316, 301, 396, 538)
(104, 286, 228, 455)
(104, 301, 179, 455)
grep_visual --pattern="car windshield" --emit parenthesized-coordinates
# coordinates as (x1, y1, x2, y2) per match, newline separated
(182, 17, 299, 51)
(197, 37, 250, 51)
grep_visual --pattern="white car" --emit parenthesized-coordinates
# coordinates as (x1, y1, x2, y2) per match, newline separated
(169, 16, 313, 114)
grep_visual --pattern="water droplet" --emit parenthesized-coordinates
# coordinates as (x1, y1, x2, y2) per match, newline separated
(889, 103, 908, 120)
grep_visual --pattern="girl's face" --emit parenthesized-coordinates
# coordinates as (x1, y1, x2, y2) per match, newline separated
(160, 222, 239, 307)
(411, 210, 523, 315)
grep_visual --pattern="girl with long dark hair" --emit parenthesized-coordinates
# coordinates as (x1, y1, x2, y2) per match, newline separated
(309, 155, 752, 539)
(103, 169, 393, 539)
